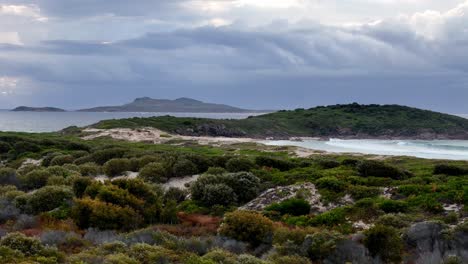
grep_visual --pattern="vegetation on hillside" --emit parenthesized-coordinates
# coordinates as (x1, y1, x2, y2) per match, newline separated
(0, 130, 467, 263)
(92, 103, 468, 139)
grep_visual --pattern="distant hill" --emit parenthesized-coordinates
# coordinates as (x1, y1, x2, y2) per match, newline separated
(11, 106, 66, 112)
(92, 103, 468, 139)
(79, 97, 258, 113)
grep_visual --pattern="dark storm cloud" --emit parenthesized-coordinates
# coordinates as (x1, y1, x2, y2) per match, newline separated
(0, 0, 185, 17)
(1, 0, 468, 112)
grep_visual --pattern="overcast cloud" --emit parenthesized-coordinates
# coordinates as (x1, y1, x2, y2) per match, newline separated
(0, 0, 468, 112)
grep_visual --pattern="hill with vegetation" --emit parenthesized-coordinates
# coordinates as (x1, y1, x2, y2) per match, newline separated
(79, 97, 259, 113)
(0, 129, 467, 263)
(92, 103, 468, 139)
(11, 106, 66, 112)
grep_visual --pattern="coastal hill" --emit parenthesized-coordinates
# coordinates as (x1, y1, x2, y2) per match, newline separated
(11, 106, 66, 112)
(78, 97, 257, 113)
(92, 103, 468, 139)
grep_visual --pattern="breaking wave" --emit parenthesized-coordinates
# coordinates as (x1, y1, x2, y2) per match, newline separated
(264, 139, 468, 160)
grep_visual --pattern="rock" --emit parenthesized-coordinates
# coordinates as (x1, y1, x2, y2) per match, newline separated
(324, 240, 380, 264)
(404, 221, 468, 264)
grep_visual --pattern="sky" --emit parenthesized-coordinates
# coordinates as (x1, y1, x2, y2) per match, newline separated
(1, 0, 468, 112)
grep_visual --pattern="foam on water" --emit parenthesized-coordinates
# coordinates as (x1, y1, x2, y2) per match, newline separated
(264, 139, 468, 160)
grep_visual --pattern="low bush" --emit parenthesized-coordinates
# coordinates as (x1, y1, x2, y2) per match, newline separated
(379, 200, 409, 213)
(357, 160, 410, 180)
(50, 155, 75, 166)
(316, 159, 340, 169)
(205, 167, 227, 175)
(219, 210, 274, 247)
(265, 198, 311, 216)
(375, 214, 411, 228)
(18, 169, 50, 190)
(255, 156, 295, 171)
(308, 207, 346, 227)
(172, 158, 199, 177)
(0, 232, 44, 256)
(434, 164, 468, 176)
(163, 187, 187, 203)
(103, 158, 131, 177)
(191, 172, 260, 207)
(78, 162, 102, 176)
(226, 157, 255, 172)
(348, 185, 381, 200)
(15, 185, 73, 214)
(316, 176, 346, 193)
(71, 197, 142, 231)
(0, 168, 18, 186)
(139, 162, 169, 183)
(364, 225, 403, 263)
(73, 177, 93, 198)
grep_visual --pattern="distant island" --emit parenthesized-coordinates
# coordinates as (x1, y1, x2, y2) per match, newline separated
(11, 106, 66, 112)
(78, 97, 260, 113)
(92, 103, 468, 140)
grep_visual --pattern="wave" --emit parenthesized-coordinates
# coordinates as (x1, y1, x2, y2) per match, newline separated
(265, 139, 468, 160)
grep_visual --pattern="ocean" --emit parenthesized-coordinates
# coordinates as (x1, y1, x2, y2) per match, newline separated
(0, 111, 263, 133)
(264, 139, 468, 160)
(1, 111, 467, 160)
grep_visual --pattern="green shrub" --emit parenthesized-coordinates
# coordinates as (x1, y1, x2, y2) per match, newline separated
(0, 232, 44, 256)
(341, 158, 359, 167)
(265, 198, 311, 216)
(304, 231, 343, 261)
(199, 183, 237, 207)
(205, 167, 227, 175)
(222, 172, 261, 203)
(349, 185, 381, 200)
(191, 172, 260, 206)
(139, 162, 169, 183)
(0, 141, 11, 154)
(103, 158, 131, 177)
(202, 249, 237, 264)
(15, 185, 73, 214)
(0, 168, 18, 186)
(357, 160, 410, 180)
(434, 164, 468, 176)
(226, 157, 255, 172)
(96, 185, 144, 211)
(379, 200, 409, 213)
(316, 176, 346, 193)
(219, 210, 274, 247)
(50, 155, 74, 166)
(0, 245, 25, 263)
(269, 255, 312, 264)
(316, 159, 340, 169)
(375, 214, 410, 228)
(78, 162, 102, 176)
(309, 207, 346, 227)
(255, 156, 295, 171)
(364, 225, 403, 263)
(18, 169, 50, 190)
(90, 147, 127, 165)
(72, 177, 92, 198)
(408, 194, 444, 214)
(71, 197, 142, 231)
(172, 158, 199, 177)
(163, 187, 187, 203)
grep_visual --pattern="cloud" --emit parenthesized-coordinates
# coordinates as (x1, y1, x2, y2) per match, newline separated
(0, 0, 468, 111)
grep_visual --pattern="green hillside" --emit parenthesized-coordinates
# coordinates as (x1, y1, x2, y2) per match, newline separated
(92, 103, 468, 139)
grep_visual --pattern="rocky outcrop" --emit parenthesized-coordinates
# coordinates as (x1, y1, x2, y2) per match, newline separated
(240, 183, 353, 213)
(404, 222, 468, 264)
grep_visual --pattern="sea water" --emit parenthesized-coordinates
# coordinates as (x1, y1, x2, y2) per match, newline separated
(264, 139, 468, 160)
(0, 111, 264, 133)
